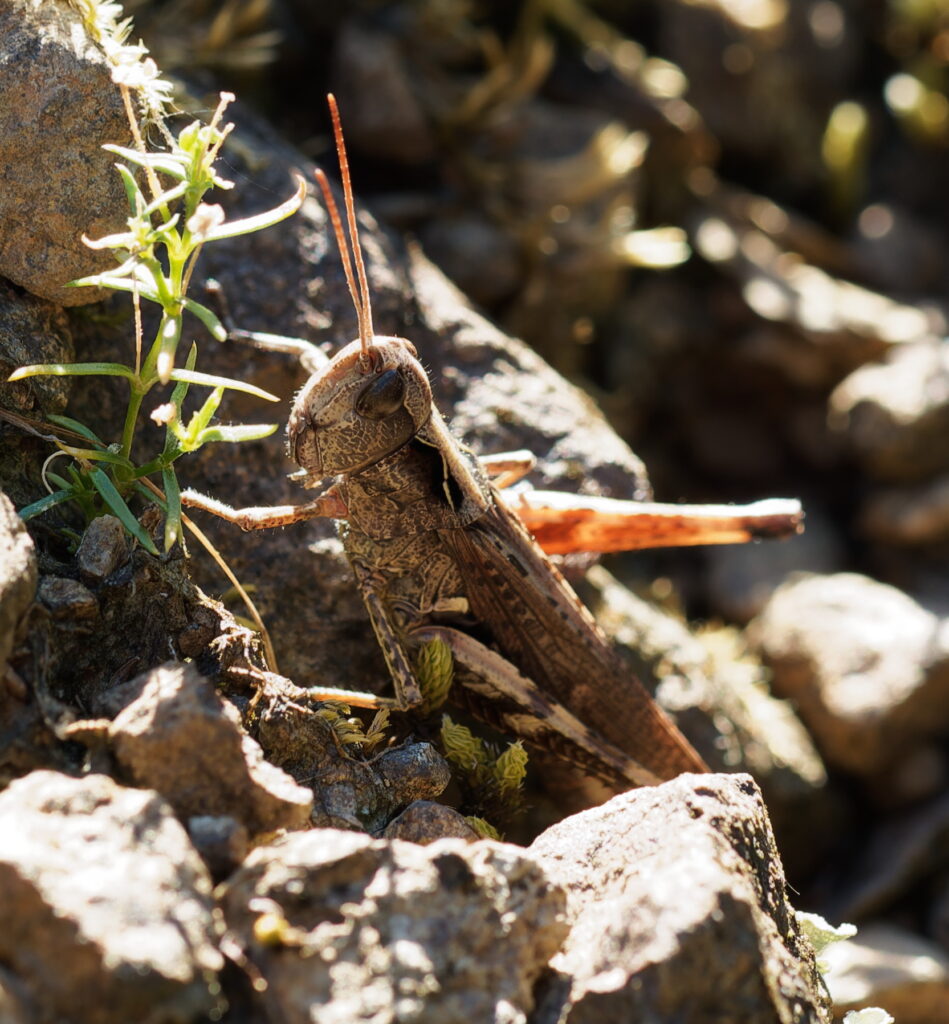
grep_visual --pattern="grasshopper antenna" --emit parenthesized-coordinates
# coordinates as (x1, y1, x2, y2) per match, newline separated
(314, 93, 375, 369)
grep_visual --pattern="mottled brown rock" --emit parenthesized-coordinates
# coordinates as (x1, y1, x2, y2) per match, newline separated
(373, 741, 453, 806)
(76, 514, 129, 583)
(749, 573, 949, 776)
(528, 773, 831, 1024)
(0, 492, 36, 668)
(36, 542, 230, 713)
(253, 672, 450, 833)
(0, 493, 64, 785)
(36, 575, 98, 620)
(383, 800, 479, 844)
(0, 770, 222, 1024)
(822, 923, 949, 1024)
(217, 829, 568, 1024)
(109, 661, 313, 834)
(0, 279, 73, 415)
(0, 1, 131, 304)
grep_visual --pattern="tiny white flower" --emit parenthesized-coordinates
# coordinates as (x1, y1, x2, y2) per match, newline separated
(187, 203, 226, 239)
(150, 403, 177, 426)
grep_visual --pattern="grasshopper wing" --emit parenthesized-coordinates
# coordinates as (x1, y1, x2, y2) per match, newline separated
(438, 492, 708, 784)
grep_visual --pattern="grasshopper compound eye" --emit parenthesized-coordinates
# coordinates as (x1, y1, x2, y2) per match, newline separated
(355, 369, 405, 420)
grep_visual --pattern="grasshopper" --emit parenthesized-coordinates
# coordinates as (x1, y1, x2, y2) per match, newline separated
(184, 96, 803, 792)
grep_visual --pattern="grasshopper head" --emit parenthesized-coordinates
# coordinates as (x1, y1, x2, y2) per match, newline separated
(295, 98, 433, 477)
(288, 335, 432, 476)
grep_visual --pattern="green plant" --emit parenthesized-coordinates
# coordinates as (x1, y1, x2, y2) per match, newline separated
(10, 90, 304, 553)
(440, 715, 528, 835)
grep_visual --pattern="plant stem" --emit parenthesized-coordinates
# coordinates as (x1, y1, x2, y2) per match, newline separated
(120, 385, 146, 461)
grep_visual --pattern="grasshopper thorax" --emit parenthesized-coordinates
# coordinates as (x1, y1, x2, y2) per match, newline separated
(288, 335, 432, 477)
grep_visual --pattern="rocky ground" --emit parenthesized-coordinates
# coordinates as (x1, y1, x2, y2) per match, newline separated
(2, 1, 949, 1021)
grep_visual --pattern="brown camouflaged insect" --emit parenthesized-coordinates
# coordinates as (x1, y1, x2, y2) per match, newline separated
(184, 95, 803, 792)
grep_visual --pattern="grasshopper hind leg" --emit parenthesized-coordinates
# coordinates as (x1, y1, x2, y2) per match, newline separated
(410, 625, 671, 792)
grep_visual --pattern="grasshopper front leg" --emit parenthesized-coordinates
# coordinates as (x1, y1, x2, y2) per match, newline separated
(180, 485, 348, 530)
(349, 561, 424, 709)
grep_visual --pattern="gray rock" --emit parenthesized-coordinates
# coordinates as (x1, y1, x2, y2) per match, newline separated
(749, 573, 949, 776)
(0, 0, 130, 304)
(528, 773, 830, 1024)
(829, 339, 949, 482)
(109, 661, 313, 834)
(0, 492, 36, 669)
(217, 829, 568, 1024)
(822, 923, 949, 1024)
(0, 770, 222, 1024)
(76, 514, 128, 583)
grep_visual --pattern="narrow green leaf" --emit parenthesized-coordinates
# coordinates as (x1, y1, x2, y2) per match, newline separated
(170, 343, 198, 402)
(157, 313, 182, 382)
(18, 489, 75, 521)
(115, 163, 144, 214)
(162, 466, 182, 551)
(183, 297, 227, 341)
(46, 415, 106, 446)
(167, 368, 280, 402)
(191, 387, 224, 436)
(89, 468, 159, 555)
(55, 445, 134, 469)
(133, 456, 167, 478)
(161, 342, 198, 459)
(70, 274, 162, 302)
(68, 255, 141, 290)
(44, 471, 74, 492)
(202, 175, 306, 242)
(9, 362, 136, 381)
(197, 422, 279, 444)
(103, 144, 188, 179)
